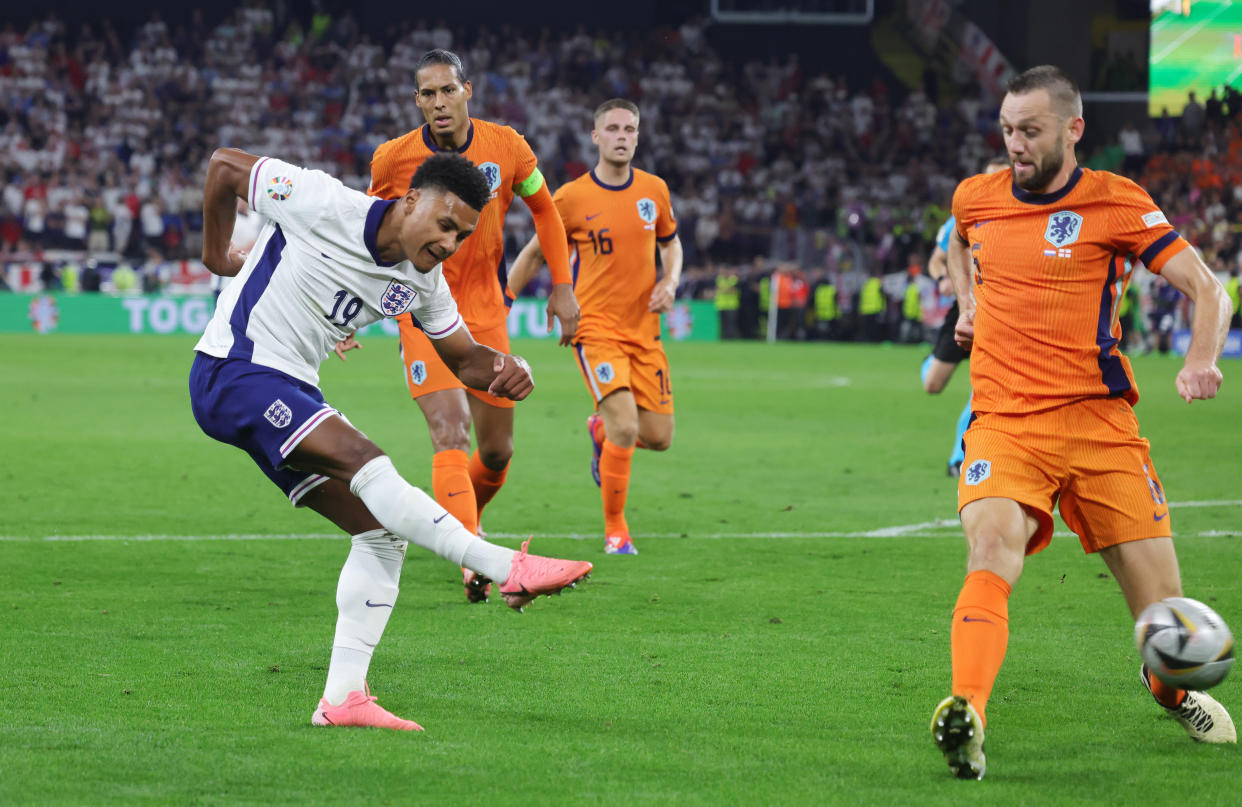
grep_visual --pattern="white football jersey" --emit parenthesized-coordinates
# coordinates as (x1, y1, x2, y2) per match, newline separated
(195, 156, 463, 386)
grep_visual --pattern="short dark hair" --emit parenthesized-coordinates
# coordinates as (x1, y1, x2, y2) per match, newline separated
(415, 49, 467, 89)
(409, 153, 490, 212)
(594, 98, 640, 123)
(1007, 65, 1082, 120)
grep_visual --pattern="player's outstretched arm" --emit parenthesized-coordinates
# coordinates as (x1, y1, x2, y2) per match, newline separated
(522, 184, 580, 345)
(649, 235, 684, 313)
(202, 148, 261, 276)
(1160, 248, 1230, 402)
(946, 230, 974, 351)
(507, 236, 580, 346)
(432, 327, 534, 400)
(928, 246, 953, 295)
(506, 235, 544, 299)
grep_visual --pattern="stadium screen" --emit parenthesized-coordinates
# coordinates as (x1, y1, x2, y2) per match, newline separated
(1150, 0, 1242, 115)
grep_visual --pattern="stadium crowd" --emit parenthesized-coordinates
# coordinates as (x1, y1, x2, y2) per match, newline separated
(1, 3, 1239, 344)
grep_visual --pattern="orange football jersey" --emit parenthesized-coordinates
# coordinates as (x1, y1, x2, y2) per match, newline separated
(553, 168, 677, 345)
(369, 118, 539, 331)
(952, 166, 1189, 415)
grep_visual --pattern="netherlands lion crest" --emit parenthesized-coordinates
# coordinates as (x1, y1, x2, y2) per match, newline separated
(636, 198, 657, 224)
(964, 459, 991, 486)
(1044, 211, 1082, 248)
(478, 162, 502, 194)
(380, 281, 417, 316)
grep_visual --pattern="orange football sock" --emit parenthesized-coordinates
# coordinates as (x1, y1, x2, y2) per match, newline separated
(431, 449, 477, 535)
(950, 569, 1012, 727)
(599, 439, 634, 537)
(1147, 669, 1186, 708)
(468, 450, 508, 522)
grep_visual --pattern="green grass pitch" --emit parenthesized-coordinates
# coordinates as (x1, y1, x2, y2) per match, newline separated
(1150, 1, 1242, 116)
(1, 333, 1238, 804)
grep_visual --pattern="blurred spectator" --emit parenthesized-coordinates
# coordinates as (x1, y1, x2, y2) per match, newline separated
(1119, 120, 1146, 175)
(63, 195, 90, 252)
(140, 198, 166, 253)
(1182, 91, 1205, 139)
(88, 195, 112, 252)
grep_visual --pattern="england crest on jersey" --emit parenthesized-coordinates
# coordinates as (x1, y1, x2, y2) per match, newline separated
(637, 198, 658, 224)
(478, 162, 502, 195)
(380, 281, 418, 317)
(1044, 211, 1082, 248)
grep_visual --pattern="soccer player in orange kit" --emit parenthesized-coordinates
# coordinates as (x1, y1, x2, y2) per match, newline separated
(366, 50, 579, 602)
(508, 99, 682, 556)
(930, 65, 1235, 780)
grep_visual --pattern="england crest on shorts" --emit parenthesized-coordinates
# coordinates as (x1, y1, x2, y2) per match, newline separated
(1044, 211, 1082, 248)
(264, 399, 292, 428)
(636, 198, 657, 224)
(380, 280, 417, 316)
(478, 162, 502, 195)
(410, 361, 427, 385)
(964, 459, 991, 486)
(595, 362, 614, 384)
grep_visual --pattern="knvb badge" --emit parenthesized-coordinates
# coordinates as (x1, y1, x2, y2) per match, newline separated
(1044, 210, 1082, 248)
(964, 459, 991, 486)
(478, 162, 502, 197)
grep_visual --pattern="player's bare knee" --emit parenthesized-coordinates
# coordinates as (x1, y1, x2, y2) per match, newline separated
(424, 411, 471, 452)
(477, 442, 512, 470)
(607, 421, 639, 447)
(642, 433, 672, 451)
(965, 531, 1025, 579)
(338, 441, 385, 478)
(923, 377, 946, 394)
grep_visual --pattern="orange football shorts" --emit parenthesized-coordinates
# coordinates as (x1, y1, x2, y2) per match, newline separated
(572, 338, 674, 414)
(398, 315, 516, 409)
(957, 396, 1171, 555)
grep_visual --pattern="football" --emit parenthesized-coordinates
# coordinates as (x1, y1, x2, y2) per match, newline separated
(1135, 597, 1235, 691)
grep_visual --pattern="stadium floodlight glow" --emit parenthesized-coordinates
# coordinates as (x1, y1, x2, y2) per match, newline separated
(710, 0, 874, 25)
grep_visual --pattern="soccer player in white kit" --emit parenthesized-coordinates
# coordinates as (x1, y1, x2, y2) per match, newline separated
(190, 147, 593, 731)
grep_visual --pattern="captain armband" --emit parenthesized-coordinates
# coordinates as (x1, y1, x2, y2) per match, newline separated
(513, 168, 545, 198)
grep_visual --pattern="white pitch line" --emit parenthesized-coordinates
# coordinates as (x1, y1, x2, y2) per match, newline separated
(2, 500, 1237, 543)
(1152, 2, 1232, 64)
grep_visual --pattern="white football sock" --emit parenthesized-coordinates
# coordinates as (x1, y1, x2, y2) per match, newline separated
(322, 528, 406, 705)
(349, 455, 515, 582)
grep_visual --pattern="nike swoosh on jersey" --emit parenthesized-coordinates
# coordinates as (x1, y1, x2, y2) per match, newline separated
(447, 490, 467, 497)
(586, 212, 602, 220)
(433, 512, 450, 524)
(1153, 512, 1168, 521)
